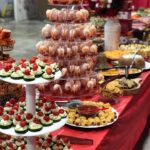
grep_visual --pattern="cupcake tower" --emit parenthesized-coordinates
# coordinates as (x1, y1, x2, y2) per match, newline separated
(36, 0, 103, 99)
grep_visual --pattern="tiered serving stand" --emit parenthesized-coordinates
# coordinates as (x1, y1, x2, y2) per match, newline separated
(37, 2, 100, 100)
(0, 71, 64, 150)
(0, 8, 65, 150)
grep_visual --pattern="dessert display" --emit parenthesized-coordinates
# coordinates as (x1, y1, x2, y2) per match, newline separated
(36, 0, 103, 100)
(0, 27, 15, 61)
(0, 56, 60, 81)
(41, 24, 97, 41)
(118, 54, 145, 68)
(0, 97, 67, 134)
(66, 101, 118, 128)
(0, 134, 73, 150)
(36, 40, 98, 58)
(0, 27, 15, 47)
(39, 75, 100, 98)
(46, 8, 89, 23)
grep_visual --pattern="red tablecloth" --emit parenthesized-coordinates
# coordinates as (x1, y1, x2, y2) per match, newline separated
(53, 71, 150, 150)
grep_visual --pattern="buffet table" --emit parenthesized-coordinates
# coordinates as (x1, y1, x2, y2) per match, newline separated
(53, 71, 150, 150)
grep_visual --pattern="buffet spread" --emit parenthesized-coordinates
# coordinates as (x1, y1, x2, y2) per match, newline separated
(0, 0, 150, 150)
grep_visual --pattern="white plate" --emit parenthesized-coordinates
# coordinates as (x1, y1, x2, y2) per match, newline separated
(0, 118, 67, 137)
(0, 71, 62, 85)
(66, 108, 119, 129)
(143, 61, 150, 71)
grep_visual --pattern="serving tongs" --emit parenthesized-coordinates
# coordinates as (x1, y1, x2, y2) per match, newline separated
(125, 47, 140, 78)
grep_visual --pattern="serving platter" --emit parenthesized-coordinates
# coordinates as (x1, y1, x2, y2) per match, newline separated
(100, 68, 142, 78)
(143, 61, 150, 71)
(122, 78, 141, 95)
(66, 108, 119, 129)
(0, 71, 62, 85)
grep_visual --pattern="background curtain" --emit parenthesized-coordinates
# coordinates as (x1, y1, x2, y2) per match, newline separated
(133, 0, 150, 10)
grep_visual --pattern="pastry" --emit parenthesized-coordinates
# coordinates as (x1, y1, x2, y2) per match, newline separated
(69, 29, 76, 41)
(67, 10, 75, 21)
(0, 29, 11, 39)
(75, 11, 83, 22)
(80, 9, 89, 21)
(41, 25, 51, 39)
(90, 25, 97, 36)
(61, 28, 69, 40)
(90, 44, 98, 55)
(51, 27, 59, 40)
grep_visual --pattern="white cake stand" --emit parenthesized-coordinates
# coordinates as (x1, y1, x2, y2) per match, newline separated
(0, 71, 65, 150)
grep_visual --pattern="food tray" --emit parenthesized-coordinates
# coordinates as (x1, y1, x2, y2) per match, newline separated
(66, 108, 118, 129)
